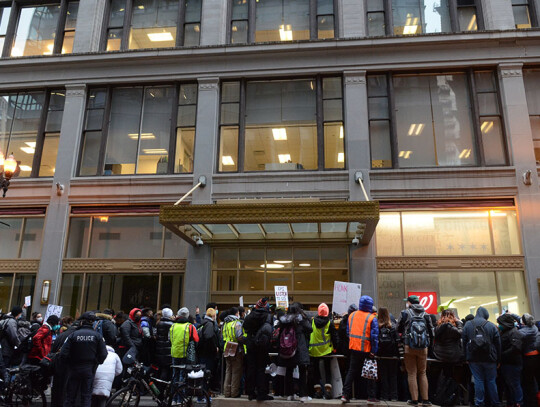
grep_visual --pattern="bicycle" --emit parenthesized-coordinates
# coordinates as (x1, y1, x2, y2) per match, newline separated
(1, 364, 48, 407)
(167, 364, 211, 407)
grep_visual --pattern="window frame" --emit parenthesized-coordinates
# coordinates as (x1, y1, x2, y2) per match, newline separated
(0, 0, 78, 58)
(368, 69, 509, 170)
(368, 0, 484, 36)
(226, 0, 339, 44)
(77, 82, 198, 177)
(511, 0, 538, 28)
(0, 214, 45, 258)
(100, 0, 201, 52)
(217, 75, 345, 173)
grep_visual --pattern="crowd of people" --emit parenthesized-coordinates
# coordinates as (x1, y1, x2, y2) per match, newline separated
(0, 295, 539, 407)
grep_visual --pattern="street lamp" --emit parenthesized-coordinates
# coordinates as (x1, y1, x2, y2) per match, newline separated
(0, 152, 20, 197)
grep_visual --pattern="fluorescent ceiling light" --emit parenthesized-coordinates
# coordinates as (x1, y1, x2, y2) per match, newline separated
(147, 32, 174, 42)
(481, 121, 494, 133)
(19, 165, 32, 171)
(137, 5, 144, 9)
(279, 24, 293, 41)
(26, 142, 37, 148)
(43, 43, 54, 55)
(453, 296, 474, 303)
(222, 156, 235, 166)
(272, 128, 287, 140)
(20, 147, 35, 154)
(459, 149, 472, 159)
(340, 126, 344, 139)
(128, 133, 155, 140)
(262, 263, 285, 269)
(274, 260, 292, 264)
(11, 47, 22, 57)
(278, 154, 291, 163)
(403, 16, 419, 35)
(399, 150, 412, 159)
(467, 14, 477, 31)
(479, 296, 518, 307)
(299, 263, 310, 267)
(142, 148, 168, 155)
(338, 152, 344, 163)
(407, 123, 425, 136)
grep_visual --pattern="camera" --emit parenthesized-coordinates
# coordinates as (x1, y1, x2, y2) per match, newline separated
(195, 236, 204, 247)
(352, 236, 360, 246)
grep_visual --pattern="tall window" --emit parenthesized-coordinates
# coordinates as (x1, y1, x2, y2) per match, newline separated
(0, 215, 45, 258)
(523, 69, 540, 164)
(218, 77, 344, 172)
(0, 90, 65, 177)
(512, 0, 537, 28)
(368, 71, 507, 169)
(0, 1, 79, 57)
(229, 0, 337, 44)
(368, 0, 482, 36)
(103, 0, 201, 51)
(78, 83, 197, 176)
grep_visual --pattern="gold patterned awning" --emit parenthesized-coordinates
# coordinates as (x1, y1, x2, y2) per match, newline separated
(160, 200, 379, 246)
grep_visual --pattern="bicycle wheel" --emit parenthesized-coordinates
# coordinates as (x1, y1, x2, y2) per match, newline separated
(6, 388, 46, 407)
(106, 386, 141, 407)
(187, 389, 211, 407)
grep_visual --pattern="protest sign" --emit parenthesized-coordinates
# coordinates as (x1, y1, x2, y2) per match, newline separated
(274, 286, 289, 309)
(43, 304, 63, 322)
(332, 281, 362, 315)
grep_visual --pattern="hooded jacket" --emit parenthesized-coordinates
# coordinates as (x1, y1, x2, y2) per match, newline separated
(497, 314, 524, 366)
(0, 315, 21, 359)
(155, 317, 174, 367)
(347, 296, 379, 354)
(519, 323, 539, 355)
(462, 307, 501, 363)
(197, 315, 220, 358)
(433, 320, 463, 363)
(92, 346, 123, 397)
(119, 308, 143, 350)
(94, 313, 118, 347)
(278, 313, 313, 365)
(312, 315, 338, 351)
(243, 307, 273, 351)
(398, 303, 434, 349)
(28, 322, 53, 361)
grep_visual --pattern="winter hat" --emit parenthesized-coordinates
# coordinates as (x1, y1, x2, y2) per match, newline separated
(522, 313, 535, 327)
(256, 297, 269, 309)
(318, 303, 329, 317)
(177, 307, 189, 318)
(347, 304, 358, 314)
(47, 315, 60, 326)
(80, 311, 97, 322)
(10, 306, 23, 317)
(162, 308, 173, 318)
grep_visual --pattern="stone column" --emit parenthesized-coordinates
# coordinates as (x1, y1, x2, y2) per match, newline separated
(340, 0, 366, 38)
(182, 77, 220, 311)
(33, 85, 87, 313)
(343, 71, 378, 302)
(498, 63, 540, 316)
(72, 0, 107, 53)
(200, 0, 228, 45)
(480, 0, 515, 30)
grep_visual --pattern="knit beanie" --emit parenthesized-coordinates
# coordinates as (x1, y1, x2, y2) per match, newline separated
(318, 303, 329, 317)
(162, 308, 173, 318)
(256, 297, 268, 309)
(177, 307, 189, 318)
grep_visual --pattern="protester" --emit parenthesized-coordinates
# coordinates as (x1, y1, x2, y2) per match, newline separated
(94, 310, 118, 348)
(497, 313, 524, 407)
(154, 307, 174, 380)
(377, 307, 399, 402)
(309, 302, 337, 399)
(51, 319, 79, 407)
(197, 308, 220, 391)
(28, 314, 60, 365)
(520, 313, 540, 407)
(222, 307, 245, 398)
(91, 345, 122, 407)
(119, 308, 143, 360)
(61, 312, 107, 407)
(398, 295, 434, 407)
(462, 307, 501, 407)
(30, 311, 43, 332)
(341, 295, 378, 404)
(170, 307, 199, 385)
(0, 306, 23, 368)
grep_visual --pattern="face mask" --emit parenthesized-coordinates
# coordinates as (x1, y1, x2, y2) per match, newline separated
(134, 316, 141, 322)
(52, 325, 61, 331)
(406, 303, 410, 309)
(36, 317, 43, 323)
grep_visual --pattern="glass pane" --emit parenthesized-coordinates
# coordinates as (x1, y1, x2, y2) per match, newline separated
(368, 12, 386, 36)
(317, 0, 334, 15)
(239, 248, 264, 269)
(321, 247, 347, 268)
(322, 269, 347, 291)
(231, 20, 248, 44)
(458, 7, 478, 31)
(0, 274, 14, 313)
(20, 218, 44, 258)
(513, 5, 531, 28)
(376, 212, 403, 256)
(393, 74, 476, 167)
(402, 211, 492, 256)
(267, 268, 292, 289)
(160, 274, 183, 310)
(393, 0, 422, 35)
(232, 0, 248, 19)
(238, 269, 264, 291)
(535, 139, 540, 165)
(478, 92, 500, 116)
(496, 271, 529, 316)
(368, 75, 388, 97)
(480, 117, 507, 165)
(0, 218, 23, 258)
(163, 230, 189, 258)
(266, 247, 292, 288)
(215, 269, 237, 291)
(255, 0, 310, 42)
(293, 247, 319, 268)
(369, 97, 389, 119)
(245, 80, 317, 171)
(292, 223, 318, 234)
(137, 86, 175, 174)
(220, 103, 239, 125)
(474, 72, 497, 92)
(79, 131, 102, 176)
(107, 28, 123, 51)
(12, 274, 36, 316)
(129, 0, 178, 49)
(49, 90, 66, 111)
(0, 7, 11, 36)
(423, 0, 451, 33)
(263, 223, 291, 234)
(108, 0, 126, 28)
(219, 126, 238, 172)
(184, 23, 201, 46)
(12, 6, 61, 57)
(324, 123, 345, 169)
(175, 128, 195, 173)
(294, 269, 319, 291)
(105, 87, 143, 175)
(89, 216, 163, 258)
(525, 72, 540, 115)
(491, 210, 521, 255)
(59, 274, 83, 319)
(45, 111, 63, 132)
(66, 217, 91, 258)
(367, 0, 384, 12)
(222, 82, 240, 103)
(85, 109, 104, 130)
(378, 272, 406, 318)
(88, 89, 107, 109)
(323, 99, 343, 121)
(62, 31, 75, 54)
(213, 248, 238, 268)
(177, 105, 196, 127)
(185, 0, 202, 23)
(318, 15, 334, 39)
(179, 84, 197, 105)
(323, 77, 342, 99)
(65, 2, 79, 30)
(39, 132, 60, 177)
(370, 120, 393, 169)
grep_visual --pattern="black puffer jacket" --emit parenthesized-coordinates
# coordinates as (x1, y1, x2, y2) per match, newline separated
(197, 317, 220, 358)
(519, 324, 539, 354)
(312, 315, 338, 351)
(154, 317, 174, 367)
(462, 307, 501, 363)
(119, 319, 143, 351)
(278, 313, 313, 365)
(433, 321, 463, 363)
(94, 313, 118, 348)
(498, 314, 524, 366)
(243, 308, 272, 352)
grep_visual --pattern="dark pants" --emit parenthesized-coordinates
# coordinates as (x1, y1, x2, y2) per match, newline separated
(245, 346, 269, 400)
(199, 355, 217, 392)
(342, 351, 376, 399)
(522, 355, 539, 407)
(311, 357, 332, 388)
(379, 358, 399, 400)
(51, 365, 69, 407)
(90, 395, 107, 407)
(469, 362, 500, 407)
(64, 364, 96, 407)
(500, 364, 523, 405)
(284, 363, 308, 398)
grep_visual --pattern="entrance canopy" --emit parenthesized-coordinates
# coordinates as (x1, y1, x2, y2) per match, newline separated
(160, 200, 379, 246)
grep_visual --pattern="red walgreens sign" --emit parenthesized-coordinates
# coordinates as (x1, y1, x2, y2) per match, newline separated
(408, 292, 438, 314)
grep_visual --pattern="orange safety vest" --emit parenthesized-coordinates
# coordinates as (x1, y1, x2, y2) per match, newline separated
(348, 310, 375, 353)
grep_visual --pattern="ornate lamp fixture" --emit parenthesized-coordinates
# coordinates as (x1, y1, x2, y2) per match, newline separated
(0, 152, 20, 197)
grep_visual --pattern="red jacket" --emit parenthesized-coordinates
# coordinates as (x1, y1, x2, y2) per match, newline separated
(28, 323, 52, 361)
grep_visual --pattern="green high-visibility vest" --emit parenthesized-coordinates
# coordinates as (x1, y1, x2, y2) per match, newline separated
(309, 319, 333, 357)
(170, 322, 191, 359)
(223, 320, 246, 354)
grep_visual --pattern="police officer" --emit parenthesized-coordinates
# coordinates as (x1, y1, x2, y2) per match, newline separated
(61, 312, 107, 407)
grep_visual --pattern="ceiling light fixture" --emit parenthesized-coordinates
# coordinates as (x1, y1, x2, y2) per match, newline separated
(147, 32, 174, 42)
(299, 263, 310, 267)
(340, 126, 344, 139)
(459, 149, 472, 159)
(278, 154, 291, 163)
(407, 123, 425, 136)
(274, 260, 292, 264)
(272, 128, 287, 140)
(128, 133, 155, 140)
(467, 14, 477, 31)
(398, 150, 412, 159)
(221, 156, 235, 166)
(279, 24, 293, 41)
(338, 152, 344, 163)
(403, 15, 419, 34)
(262, 263, 285, 269)
(142, 148, 168, 155)
(481, 121, 494, 133)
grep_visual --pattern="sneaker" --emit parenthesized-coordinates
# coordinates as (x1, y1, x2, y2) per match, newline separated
(407, 401, 419, 406)
(422, 402, 432, 407)
(300, 396, 312, 403)
(341, 395, 350, 403)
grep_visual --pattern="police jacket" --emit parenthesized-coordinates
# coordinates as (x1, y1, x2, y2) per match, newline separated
(61, 323, 107, 366)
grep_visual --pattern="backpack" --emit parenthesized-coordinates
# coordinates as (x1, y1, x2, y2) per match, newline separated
(93, 320, 104, 336)
(18, 330, 36, 354)
(271, 326, 281, 351)
(469, 320, 491, 356)
(406, 310, 430, 349)
(279, 325, 298, 359)
(378, 326, 396, 355)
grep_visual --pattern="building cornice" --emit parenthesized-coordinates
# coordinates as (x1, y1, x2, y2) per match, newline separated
(377, 256, 525, 271)
(61, 258, 187, 272)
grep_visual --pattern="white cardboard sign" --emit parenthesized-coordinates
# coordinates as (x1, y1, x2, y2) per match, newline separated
(274, 286, 289, 309)
(43, 304, 63, 322)
(332, 281, 362, 316)
(24, 296, 31, 307)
